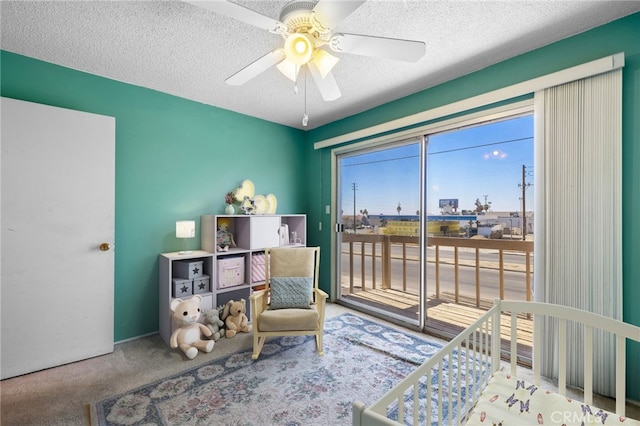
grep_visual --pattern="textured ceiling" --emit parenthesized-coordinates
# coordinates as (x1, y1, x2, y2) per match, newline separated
(2, 1, 639, 130)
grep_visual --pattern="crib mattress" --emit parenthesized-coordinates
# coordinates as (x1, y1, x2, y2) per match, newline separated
(465, 370, 639, 425)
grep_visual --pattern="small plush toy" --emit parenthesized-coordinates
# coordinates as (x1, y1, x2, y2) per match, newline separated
(221, 299, 252, 338)
(170, 295, 214, 360)
(239, 196, 256, 215)
(216, 217, 236, 252)
(202, 308, 225, 341)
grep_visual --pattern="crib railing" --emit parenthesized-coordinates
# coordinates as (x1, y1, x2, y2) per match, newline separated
(352, 304, 500, 426)
(500, 300, 640, 416)
(352, 300, 640, 426)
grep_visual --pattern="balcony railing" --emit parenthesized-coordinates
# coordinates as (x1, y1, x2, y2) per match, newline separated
(341, 234, 534, 308)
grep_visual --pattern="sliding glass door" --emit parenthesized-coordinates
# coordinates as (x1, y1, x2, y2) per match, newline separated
(332, 110, 534, 341)
(335, 138, 425, 326)
(423, 115, 534, 340)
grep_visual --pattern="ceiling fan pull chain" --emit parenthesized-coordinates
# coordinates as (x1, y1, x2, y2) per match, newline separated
(302, 68, 309, 127)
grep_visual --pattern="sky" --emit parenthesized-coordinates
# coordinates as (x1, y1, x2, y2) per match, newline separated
(339, 114, 534, 216)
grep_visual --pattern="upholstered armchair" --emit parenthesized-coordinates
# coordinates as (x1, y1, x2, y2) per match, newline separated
(249, 247, 327, 359)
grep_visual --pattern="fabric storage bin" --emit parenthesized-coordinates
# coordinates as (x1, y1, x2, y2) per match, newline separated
(198, 294, 213, 311)
(251, 252, 266, 283)
(172, 278, 193, 297)
(217, 256, 245, 289)
(193, 275, 210, 294)
(173, 260, 204, 279)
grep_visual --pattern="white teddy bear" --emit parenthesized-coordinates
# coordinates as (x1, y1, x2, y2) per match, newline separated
(170, 295, 214, 360)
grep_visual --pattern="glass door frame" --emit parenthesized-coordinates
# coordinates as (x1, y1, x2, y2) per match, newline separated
(331, 136, 427, 329)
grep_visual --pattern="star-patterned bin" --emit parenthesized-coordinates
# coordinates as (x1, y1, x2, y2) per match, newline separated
(192, 275, 211, 295)
(173, 260, 204, 279)
(171, 277, 193, 298)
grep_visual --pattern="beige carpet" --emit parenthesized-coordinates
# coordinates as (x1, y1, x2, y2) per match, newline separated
(1, 303, 638, 425)
(0, 304, 361, 425)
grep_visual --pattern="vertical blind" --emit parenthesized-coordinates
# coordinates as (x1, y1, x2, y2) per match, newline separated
(537, 69, 622, 396)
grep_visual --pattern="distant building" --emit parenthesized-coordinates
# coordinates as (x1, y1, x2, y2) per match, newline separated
(354, 212, 534, 238)
(479, 211, 535, 236)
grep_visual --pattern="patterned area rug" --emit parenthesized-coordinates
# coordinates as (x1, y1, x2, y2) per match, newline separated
(91, 313, 463, 425)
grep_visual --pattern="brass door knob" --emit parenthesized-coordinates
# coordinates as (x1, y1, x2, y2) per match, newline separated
(99, 243, 111, 251)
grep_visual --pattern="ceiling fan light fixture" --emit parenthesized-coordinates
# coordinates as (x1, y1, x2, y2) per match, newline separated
(312, 49, 339, 79)
(284, 33, 314, 65)
(276, 58, 299, 82)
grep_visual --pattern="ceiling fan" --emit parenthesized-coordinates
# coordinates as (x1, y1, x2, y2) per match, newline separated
(185, 0, 426, 102)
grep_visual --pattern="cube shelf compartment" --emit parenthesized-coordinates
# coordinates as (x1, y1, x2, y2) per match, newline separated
(200, 214, 306, 291)
(158, 251, 214, 347)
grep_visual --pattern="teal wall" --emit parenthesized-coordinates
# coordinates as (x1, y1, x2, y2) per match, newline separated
(306, 12, 640, 400)
(1, 50, 306, 341)
(2, 10, 639, 399)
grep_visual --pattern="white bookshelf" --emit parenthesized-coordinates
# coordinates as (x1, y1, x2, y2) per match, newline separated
(158, 215, 307, 347)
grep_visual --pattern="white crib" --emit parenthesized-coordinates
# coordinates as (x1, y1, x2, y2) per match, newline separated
(352, 300, 640, 426)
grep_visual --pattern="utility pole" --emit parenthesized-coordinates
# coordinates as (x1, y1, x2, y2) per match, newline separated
(482, 194, 491, 212)
(352, 182, 358, 233)
(518, 165, 532, 241)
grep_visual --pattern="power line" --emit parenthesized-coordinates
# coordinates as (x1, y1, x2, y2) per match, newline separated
(342, 154, 418, 168)
(429, 137, 533, 156)
(341, 136, 533, 167)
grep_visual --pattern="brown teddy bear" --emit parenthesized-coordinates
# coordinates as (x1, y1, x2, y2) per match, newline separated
(170, 295, 214, 359)
(221, 299, 252, 338)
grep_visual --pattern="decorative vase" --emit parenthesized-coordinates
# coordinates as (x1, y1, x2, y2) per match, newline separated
(224, 204, 234, 214)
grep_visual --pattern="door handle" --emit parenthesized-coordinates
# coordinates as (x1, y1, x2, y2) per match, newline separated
(99, 243, 112, 251)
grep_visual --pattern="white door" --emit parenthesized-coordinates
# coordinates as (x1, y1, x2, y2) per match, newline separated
(1, 97, 115, 379)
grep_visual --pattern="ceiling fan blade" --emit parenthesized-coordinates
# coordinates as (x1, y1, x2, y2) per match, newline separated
(307, 63, 341, 101)
(184, 1, 286, 34)
(330, 33, 426, 62)
(312, 0, 366, 31)
(225, 49, 286, 86)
